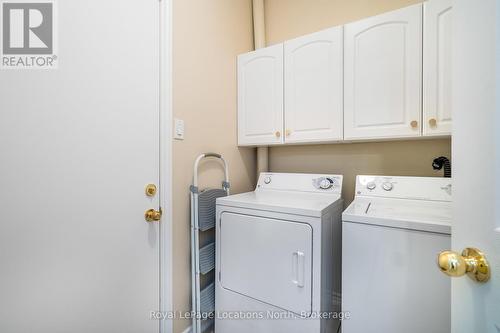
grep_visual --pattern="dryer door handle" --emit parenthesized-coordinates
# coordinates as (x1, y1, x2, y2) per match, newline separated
(292, 251, 305, 288)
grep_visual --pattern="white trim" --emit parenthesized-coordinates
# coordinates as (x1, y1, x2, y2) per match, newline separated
(159, 0, 173, 333)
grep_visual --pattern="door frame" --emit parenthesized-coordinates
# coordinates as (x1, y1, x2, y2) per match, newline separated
(159, 0, 173, 332)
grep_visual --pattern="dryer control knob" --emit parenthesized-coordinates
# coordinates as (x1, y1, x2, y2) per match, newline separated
(319, 178, 333, 190)
(382, 182, 393, 191)
(366, 182, 377, 190)
(264, 176, 272, 184)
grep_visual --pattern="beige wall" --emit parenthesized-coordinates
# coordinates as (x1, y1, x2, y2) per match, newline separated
(265, 0, 452, 206)
(270, 139, 451, 206)
(264, 0, 422, 45)
(172, 1, 255, 332)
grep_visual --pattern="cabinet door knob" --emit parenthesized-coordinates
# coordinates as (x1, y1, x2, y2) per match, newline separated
(429, 118, 437, 127)
(285, 129, 292, 136)
(275, 131, 281, 138)
(410, 120, 419, 128)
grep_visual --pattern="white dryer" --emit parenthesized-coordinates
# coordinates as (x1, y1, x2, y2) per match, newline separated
(215, 173, 344, 333)
(342, 176, 452, 333)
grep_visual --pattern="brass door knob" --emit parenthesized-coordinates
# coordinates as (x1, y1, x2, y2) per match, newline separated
(437, 247, 490, 283)
(275, 131, 281, 138)
(410, 120, 419, 128)
(429, 118, 437, 127)
(285, 129, 292, 137)
(145, 208, 162, 222)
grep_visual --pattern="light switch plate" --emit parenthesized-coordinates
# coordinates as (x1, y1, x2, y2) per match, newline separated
(174, 118, 184, 140)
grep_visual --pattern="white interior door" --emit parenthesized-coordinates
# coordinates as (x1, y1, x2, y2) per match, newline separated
(451, 1, 500, 332)
(219, 213, 313, 315)
(284, 27, 343, 144)
(0, 1, 162, 332)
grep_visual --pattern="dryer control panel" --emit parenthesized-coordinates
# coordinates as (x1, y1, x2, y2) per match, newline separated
(257, 173, 343, 194)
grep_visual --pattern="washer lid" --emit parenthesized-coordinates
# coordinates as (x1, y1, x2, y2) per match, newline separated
(342, 197, 451, 234)
(217, 190, 342, 217)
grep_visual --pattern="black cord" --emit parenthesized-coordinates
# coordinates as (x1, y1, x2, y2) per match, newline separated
(337, 321, 342, 333)
(432, 156, 451, 178)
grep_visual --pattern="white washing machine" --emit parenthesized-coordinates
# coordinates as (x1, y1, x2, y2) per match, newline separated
(215, 173, 344, 333)
(342, 175, 452, 333)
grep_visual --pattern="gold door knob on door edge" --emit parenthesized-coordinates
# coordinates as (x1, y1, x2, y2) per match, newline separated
(410, 120, 419, 128)
(437, 247, 490, 283)
(429, 118, 437, 127)
(285, 129, 292, 136)
(145, 208, 162, 222)
(275, 131, 281, 138)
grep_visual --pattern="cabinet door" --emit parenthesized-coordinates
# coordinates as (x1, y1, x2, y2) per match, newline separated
(423, 0, 452, 136)
(238, 44, 284, 146)
(344, 4, 423, 140)
(284, 27, 343, 143)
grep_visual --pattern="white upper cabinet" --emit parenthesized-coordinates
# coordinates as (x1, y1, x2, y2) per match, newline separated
(238, 43, 284, 146)
(284, 27, 344, 143)
(344, 4, 423, 140)
(423, 0, 452, 136)
(237, 2, 452, 146)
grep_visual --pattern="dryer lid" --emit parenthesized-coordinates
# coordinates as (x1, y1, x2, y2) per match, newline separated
(217, 173, 343, 217)
(217, 190, 342, 217)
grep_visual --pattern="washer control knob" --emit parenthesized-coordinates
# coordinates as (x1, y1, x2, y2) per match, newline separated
(263, 176, 272, 184)
(382, 182, 393, 191)
(366, 181, 377, 190)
